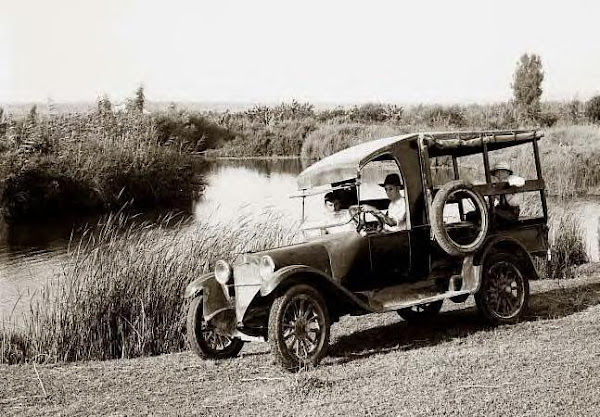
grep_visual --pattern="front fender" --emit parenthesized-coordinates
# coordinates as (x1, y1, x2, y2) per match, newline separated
(260, 265, 332, 297)
(185, 273, 233, 322)
(260, 265, 374, 314)
(184, 273, 215, 299)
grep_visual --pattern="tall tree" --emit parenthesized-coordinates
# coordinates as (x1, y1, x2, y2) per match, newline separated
(97, 95, 113, 116)
(512, 53, 544, 121)
(133, 85, 145, 113)
(27, 104, 38, 125)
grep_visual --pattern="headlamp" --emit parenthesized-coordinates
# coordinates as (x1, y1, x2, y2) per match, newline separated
(259, 256, 276, 281)
(214, 260, 232, 285)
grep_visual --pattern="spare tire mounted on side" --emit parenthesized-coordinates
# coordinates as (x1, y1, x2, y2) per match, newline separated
(431, 180, 489, 256)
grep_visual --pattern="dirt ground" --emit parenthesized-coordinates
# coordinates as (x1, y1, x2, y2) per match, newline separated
(3, 268, 600, 417)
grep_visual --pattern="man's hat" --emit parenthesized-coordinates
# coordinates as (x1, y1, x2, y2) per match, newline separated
(491, 161, 512, 174)
(380, 173, 404, 188)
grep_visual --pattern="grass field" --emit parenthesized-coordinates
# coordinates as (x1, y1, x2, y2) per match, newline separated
(3, 270, 600, 416)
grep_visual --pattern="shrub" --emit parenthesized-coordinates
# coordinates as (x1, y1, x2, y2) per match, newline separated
(347, 103, 403, 123)
(155, 113, 232, 152)
(301, 123, 400, 161)
(0, 112, 201, 223)
(585, 95, 600, 124)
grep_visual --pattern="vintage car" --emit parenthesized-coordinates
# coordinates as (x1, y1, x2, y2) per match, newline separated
(185, 130, 549, 370)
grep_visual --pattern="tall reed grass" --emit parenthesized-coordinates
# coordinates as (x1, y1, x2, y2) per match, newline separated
(546, 205, 589, 279)
(0, 212, 298, 364)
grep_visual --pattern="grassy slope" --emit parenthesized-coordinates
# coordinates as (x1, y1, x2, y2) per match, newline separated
(3, 269, 600, 416)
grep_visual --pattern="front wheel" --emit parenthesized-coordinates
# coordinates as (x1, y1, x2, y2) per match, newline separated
(397, 300, 443, 322)
(268, 284, 331, 371)
(186, 296, 244, 359)
(475, 253, 530, 325)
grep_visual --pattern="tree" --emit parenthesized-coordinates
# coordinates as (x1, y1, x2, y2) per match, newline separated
(585, 95, 600, 124)
(126, 85, 145, 113)
(27, 104, 38, 125)
(97, 95, 113, 116)
(512, 53, 544, 120)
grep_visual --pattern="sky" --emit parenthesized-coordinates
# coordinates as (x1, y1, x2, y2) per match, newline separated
(1, 0, 600, 104)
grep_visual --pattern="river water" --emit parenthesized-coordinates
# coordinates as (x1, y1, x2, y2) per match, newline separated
(1, 158, 600, 321)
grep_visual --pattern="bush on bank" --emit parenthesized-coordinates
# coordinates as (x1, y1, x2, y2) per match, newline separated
(0, 112, 201, 223)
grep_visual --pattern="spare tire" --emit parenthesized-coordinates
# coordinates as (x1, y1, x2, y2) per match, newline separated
(431, 180, 489, 256)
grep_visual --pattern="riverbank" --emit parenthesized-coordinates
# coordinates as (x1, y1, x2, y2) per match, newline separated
(3, 270, 600, 416)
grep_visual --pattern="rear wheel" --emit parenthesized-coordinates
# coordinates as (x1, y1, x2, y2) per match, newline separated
(397, 300, 443, 322)
(475, 253, 529, 325)
(268, 284, 330, 371)
(186, 296, 244, 359)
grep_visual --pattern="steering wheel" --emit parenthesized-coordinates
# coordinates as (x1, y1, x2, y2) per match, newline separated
(348, 205, 385, 233)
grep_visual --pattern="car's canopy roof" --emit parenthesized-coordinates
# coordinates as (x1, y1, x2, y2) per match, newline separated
(296, 130, 543, 189)
(297, 134, 415, 189)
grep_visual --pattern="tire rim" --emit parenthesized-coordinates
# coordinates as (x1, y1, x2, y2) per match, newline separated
(444, 189, 488, 251)
(281, 295, 323, 359)
(485, 261, 525, 319)
(201, 319, 233, 352)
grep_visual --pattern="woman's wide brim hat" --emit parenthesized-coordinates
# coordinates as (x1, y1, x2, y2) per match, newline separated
(491, 161, 513, 174)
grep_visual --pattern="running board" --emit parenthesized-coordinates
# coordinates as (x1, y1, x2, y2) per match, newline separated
(357, 279, 472, 312)
(374, 290, 471, 311)
(350, 256, 481, 314)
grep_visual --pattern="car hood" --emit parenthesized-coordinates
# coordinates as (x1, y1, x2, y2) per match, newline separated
(248, 230, 368, 282)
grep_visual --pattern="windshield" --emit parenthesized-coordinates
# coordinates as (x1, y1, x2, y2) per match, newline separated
(299, 183, 358, 238)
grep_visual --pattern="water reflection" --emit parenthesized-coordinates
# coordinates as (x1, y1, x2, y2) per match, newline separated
(195, 159, 303, 224)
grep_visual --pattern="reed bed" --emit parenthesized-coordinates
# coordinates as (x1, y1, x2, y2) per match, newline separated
(0, 212, 299, 364)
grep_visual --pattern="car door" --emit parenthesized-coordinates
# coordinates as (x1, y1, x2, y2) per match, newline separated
(367, 230, 411, 287)
(408, 224, 431, 280)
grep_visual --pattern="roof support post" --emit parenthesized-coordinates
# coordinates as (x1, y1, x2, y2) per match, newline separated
(532, 134, 548, 221)
(482, 137, 496, 228)
(418, 134, 434, 237)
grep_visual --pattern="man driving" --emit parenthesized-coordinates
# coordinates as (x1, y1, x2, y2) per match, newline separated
(364, 173, 406, 232)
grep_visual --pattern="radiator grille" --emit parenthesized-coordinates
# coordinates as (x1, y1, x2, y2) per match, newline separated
(233, 262, 261, 323)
